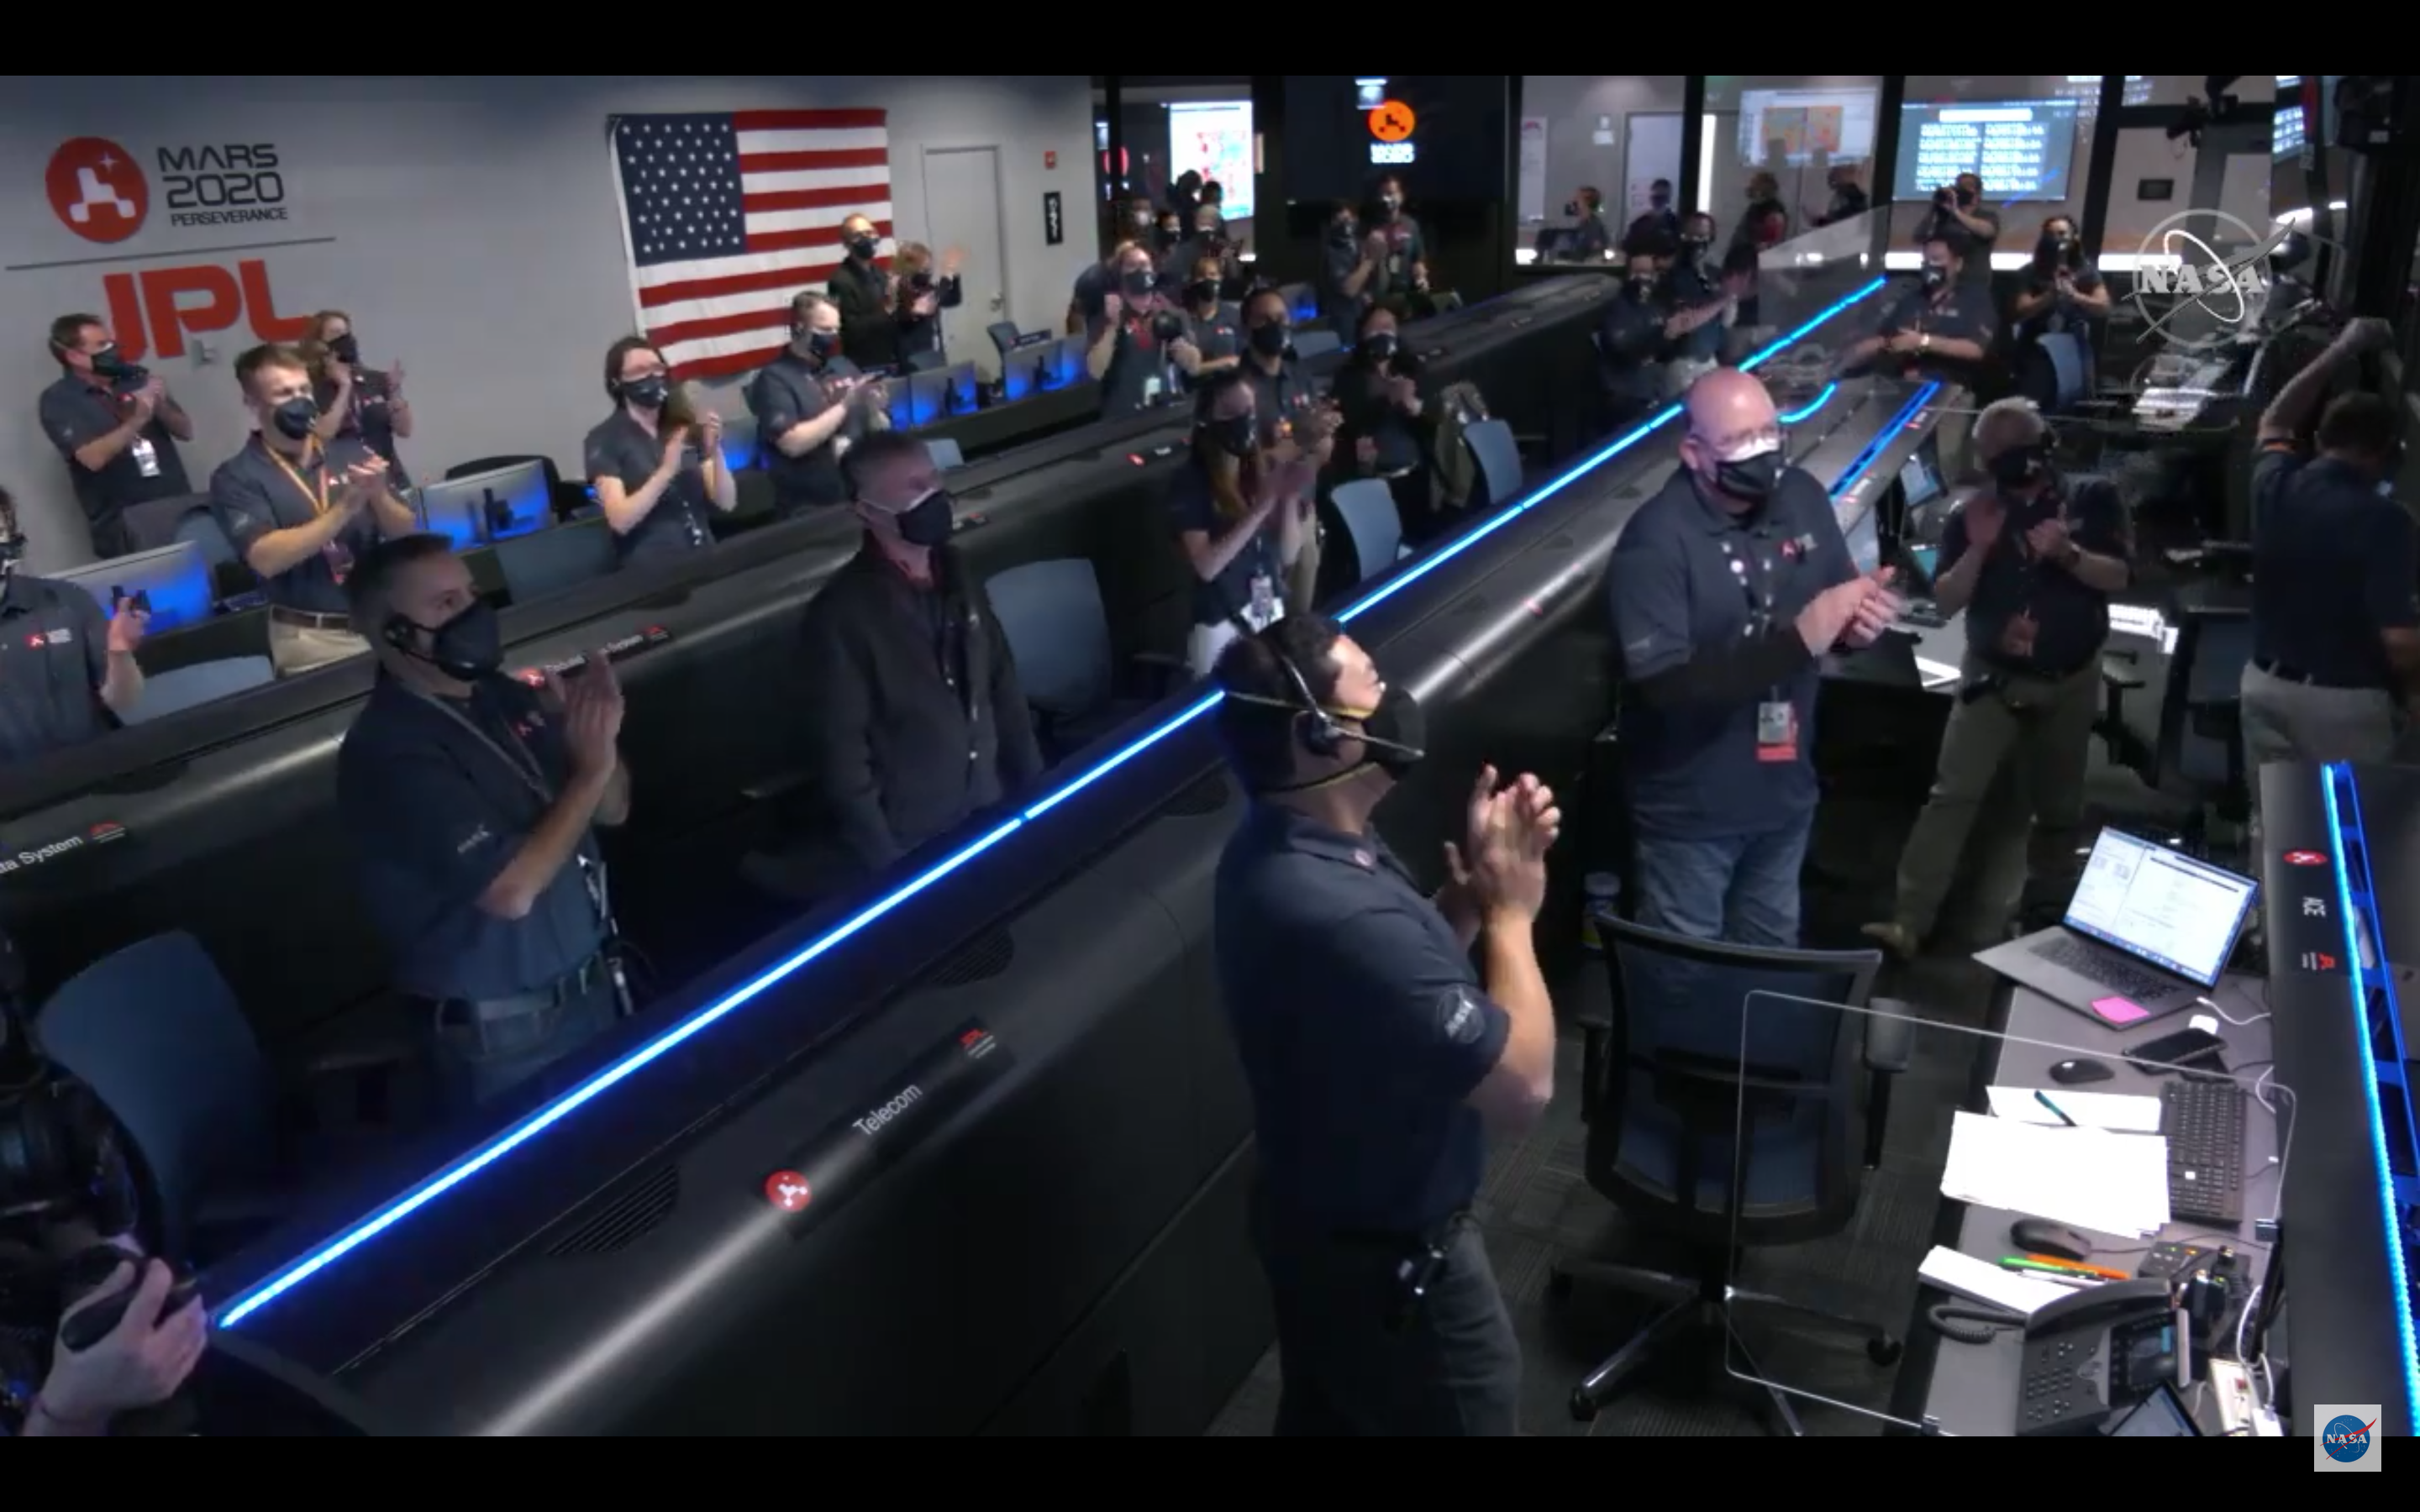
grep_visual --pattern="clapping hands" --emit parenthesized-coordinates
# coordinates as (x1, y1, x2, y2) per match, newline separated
(1444, 765, 1561, 925)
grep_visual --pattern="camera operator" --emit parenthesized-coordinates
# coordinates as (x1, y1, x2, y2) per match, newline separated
(1918, 173, 1999, 286)
(15, 1258, 207, 1437)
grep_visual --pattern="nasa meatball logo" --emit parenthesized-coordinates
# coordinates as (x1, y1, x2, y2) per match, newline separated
(2314, 1406, 2380, 1469)
(45, 137, 150, 244)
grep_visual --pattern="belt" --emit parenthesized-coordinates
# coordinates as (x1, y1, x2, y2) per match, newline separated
(2253, 657, 2381, 691)
(270, 606, 353, 631)
(424, 953, 610, 1026)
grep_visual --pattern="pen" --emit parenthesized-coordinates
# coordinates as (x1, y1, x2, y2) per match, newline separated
(2033, 1089, 2079, 1126)
(2019, 1253, 2129, 1281)
(2002, 1258, 2103, 1285)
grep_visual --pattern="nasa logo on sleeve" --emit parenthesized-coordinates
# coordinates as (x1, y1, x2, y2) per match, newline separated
(1436, 986, 1485, 1046)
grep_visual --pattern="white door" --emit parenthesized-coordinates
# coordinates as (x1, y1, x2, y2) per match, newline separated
(919, 145, 1008, 381)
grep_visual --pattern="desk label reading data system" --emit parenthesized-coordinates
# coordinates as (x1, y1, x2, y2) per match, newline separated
(763, 1021, 1011, 1239)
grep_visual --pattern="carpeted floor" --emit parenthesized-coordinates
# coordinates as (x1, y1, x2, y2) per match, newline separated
(1209, 731, 2202, 1438)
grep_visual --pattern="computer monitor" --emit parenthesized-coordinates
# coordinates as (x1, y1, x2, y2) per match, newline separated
(1899, 438, 1944, 509)
(417, 461, 551, 548)
(492, 517, 617, 606)
(1843, 506, 1882, 575)
(717, 427, 757, 474)
(891, 362, 980, 429)
(50, 540, 213, 633)
(1045, 334, 1088, 390)
(2063, 829, 2260, 990)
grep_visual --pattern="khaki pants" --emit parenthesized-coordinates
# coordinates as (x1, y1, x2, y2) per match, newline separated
(1891, 657, 2100, 945)
(2239, 664, 2406, 832)
(1286, 528, 1323, 619)
(271, 619, 371, 677)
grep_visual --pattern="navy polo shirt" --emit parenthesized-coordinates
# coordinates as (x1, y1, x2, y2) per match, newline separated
(1331, 359, 1424, 474)
(1942, 474, 2130, 678)
(2015, 266, 2105, 343)
(38, 374, 191, 546)
(0, 575, 114, 764)
(1096, 315, 1165, 417)
(1182, 301, 1243, 367)
(2250, 446, 2420, 689)
(1597, 286, 1667, 405)
(746, 350, 865, 512)
(313, 368, 412, 489)
(338, 675, 607, 1000)
(1876, 283, 1998, 390)
(1317, 226, 1370, 331)
(582, 410, 714, 564)
(1666, 258, 1725, 362)
(1608, 464, 1856, 837)
(1239, 352, 1313, 440)
(1214, 804, 1510, 1234)
(1169, 466, 1281, 629)
(1373, 214, 1426, 300)
(208, 435, 382, 615)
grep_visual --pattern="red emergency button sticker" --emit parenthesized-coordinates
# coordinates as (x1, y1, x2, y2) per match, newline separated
(764, 1170, 813, 1213)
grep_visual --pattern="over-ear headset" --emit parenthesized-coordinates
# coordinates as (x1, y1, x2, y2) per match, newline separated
(1225, 645, 1347, 758)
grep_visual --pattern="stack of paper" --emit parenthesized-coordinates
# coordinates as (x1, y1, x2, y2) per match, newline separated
(1939, 1110, 2171, 1237)
(1918, 1247, 2076, 1315)
(1985, 1085, 2164, 1132)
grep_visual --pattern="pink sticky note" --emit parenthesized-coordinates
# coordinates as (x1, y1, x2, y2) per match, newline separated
(2092, 996, 2150, 1025)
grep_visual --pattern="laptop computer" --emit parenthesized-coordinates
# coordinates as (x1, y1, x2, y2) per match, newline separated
(1975, 829, 2261, 1029)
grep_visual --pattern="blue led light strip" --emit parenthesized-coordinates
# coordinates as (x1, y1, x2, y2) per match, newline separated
(215, 278, 1891, 1331)
(2320, 763, 2420, 1424)
(1776, 383, 1839, 426)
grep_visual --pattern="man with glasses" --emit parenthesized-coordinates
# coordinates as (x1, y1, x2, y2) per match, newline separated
(1607, 370, 1897, 944)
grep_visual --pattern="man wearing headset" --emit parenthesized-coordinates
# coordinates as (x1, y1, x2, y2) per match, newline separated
(336, 534, 631, 1110)
(1209, 614, 1560, 1436)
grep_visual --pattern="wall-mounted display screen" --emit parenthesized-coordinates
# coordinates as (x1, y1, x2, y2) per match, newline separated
(1281, 75, 1507, 202)
(1891, 98, 2082, 203)
(1167, 101, 1255, 220)
(1735, 87, 1880, 165)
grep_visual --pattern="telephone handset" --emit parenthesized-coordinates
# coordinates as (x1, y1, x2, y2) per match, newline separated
(2015, 1278, 2187, 1437)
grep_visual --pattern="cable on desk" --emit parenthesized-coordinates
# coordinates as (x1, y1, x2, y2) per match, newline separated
(1927, 1303, 2025, 1345)
(2196, 993, 2270, 1027)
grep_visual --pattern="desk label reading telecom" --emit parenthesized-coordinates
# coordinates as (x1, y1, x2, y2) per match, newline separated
(766, 1021, 1009, 1240)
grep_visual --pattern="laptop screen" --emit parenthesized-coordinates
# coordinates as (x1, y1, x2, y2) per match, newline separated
(2064, 830, 2260, 988)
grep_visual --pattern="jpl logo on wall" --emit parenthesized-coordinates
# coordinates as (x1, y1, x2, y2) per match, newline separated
(2313, 1405, 2381, 1471)
(44, 134, 291, 244)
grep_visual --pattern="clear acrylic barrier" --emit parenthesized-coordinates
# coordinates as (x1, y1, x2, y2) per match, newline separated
(1644, 984, 2298, 1436)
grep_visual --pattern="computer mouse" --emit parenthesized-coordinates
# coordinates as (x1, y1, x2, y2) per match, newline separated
(2011, 1218, 2094, 1264)
(2049, 1058, 2115, 1085)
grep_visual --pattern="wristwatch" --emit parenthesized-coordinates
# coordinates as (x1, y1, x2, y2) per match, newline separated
(1918, 332, 1933, 354)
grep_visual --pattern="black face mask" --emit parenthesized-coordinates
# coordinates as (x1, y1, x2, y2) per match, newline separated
(622, 375, 670, 410)
(1681, 234, 1711, 258)
(1334, 217, 1359, 242)
(87, 344, 134, 380)
(1202, 415, 1256, 459)
(1187, 279, 1220, 307)
(328, 333, 362, 365)
(1626, 275, 1657, 300)
(890, 489, 955, 547)
(1921, 265, 1949, 292)
(848, 235, 879, 261)
(1361, 331, 1399, 363)
(1990, 441, 2054, 490)
(1155, 225, 1181, 249)
(1379, 195, 1402, 217)
(908, 270, 934, 291)
(1331, 685, 1428, 783)
(1649, 192, 1671, 210)
(1121, 269, 1156, 299)
(804, 330, 839, 360)
(271, 396, 318, 440)
(1702, 444, 1784, 504)
(402, 599, 503, 682)
(1248, 323, 1291, 359)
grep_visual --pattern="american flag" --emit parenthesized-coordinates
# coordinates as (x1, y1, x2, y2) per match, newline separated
(610, 109, 893, 381)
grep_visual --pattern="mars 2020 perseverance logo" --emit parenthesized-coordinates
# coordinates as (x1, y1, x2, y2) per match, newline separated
(45, 136, 150, 244)
(2128, 208, 2294, 354)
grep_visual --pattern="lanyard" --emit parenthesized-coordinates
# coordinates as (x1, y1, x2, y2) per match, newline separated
(402, 684, 615, 931)
(267, 444, 331, 517)
(1716, 536, 1777, 635)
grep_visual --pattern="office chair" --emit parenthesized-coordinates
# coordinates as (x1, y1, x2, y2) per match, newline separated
(981, 557, 1187, 764)
(124, 491, 214, 554)
(902, 349, 945, 374)
(1463, 417, 1524, 511)
(1550, 914, 1911, 1433)
(1328, 479, 1408, 585)
(493, 517, 616, 604)
(986, 321, 1023, 360)
(35, 932, 419, 1262)
(2127, 601, 2254, 853)
(118, 656, 276, 722)
(1292, 329, 1344, 362)
(169, 505, 255, 602)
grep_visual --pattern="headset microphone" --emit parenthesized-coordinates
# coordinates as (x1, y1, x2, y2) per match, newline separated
(1228, 648, 1426, 765)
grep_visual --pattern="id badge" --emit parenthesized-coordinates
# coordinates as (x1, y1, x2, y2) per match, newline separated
(1143, 374, 1164, 403)
(1246, 573, 1277, 629)
(130, 436, 160, 479)
(1754, 700, 1799, 763)
(324, 537, 355, 585)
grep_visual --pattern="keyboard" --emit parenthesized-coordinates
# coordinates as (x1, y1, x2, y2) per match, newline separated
(2029, 933, 2177, 1001)
(2160, 1079, 2248, 1226)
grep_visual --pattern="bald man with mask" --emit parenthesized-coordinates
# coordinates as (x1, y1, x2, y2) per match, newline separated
(1608, 370, 1899, 945)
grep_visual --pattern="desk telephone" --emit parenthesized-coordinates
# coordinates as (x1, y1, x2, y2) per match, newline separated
(2016, 1278, 2186, 1436)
